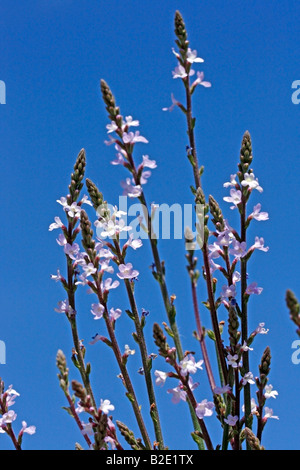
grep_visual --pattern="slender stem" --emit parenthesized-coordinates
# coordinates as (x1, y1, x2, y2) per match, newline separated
(184, 75, 228, 385)
(191, 279, 216, 392)
(113, 240, 165, 449)
(66, 392, 92, 448)
(94, 281, 152, 450)
(66, 252, 97, 411)
(173, 364, 214, 450)
(234, 369, 240, 450)
(202, 244, 228, 384)
(240, 198, 251, 436)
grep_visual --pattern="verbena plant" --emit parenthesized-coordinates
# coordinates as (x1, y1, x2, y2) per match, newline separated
(3, 10, 294, 451)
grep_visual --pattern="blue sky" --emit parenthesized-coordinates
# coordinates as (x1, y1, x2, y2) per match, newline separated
(1, 0, 300, 450)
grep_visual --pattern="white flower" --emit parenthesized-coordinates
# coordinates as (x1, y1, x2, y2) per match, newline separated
(179, 355, 203, 376)
(241, 372, 255, 386)
(264, 407, 279, 420)
(250, 203, 269, 221)
(227, 354, 239, 368)
(21, 421, 36, 435)
(223, 189, 242, 209)
(91, 303, 105, 320)
(99, 399, 115, 415)
(154, 370, 169, 387)
(124, 345, 135, 356)
(241, 173, 263, 192)
(186, 48, 204, 63)
(49, 216, 64, 231)
(223, 174, 238, 188)
(172, 63, 195, 79)
(264, 385, 278, 400)
(195, 400, 214, 419)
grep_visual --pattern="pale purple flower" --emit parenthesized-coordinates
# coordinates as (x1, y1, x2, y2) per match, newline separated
(121, 116, 140, 130)
(264, 385, 278, 400)
(241, 173, 263, 192)
(162, 93, 180, 112)
(139, 170, 151, 185)
(186, 48, 204, 63)
(101, 278, 120, 291)
(229, 240, 247, 259)
(250, 203, 269, 221)
(81, 421, 94, 436)
(252, 237, 269, 252)
(2, 385, 20, 408)
(154, 370, 169, 387)
(208, 242, 222, 259)
(223, 174, 238, 188)
(195, 400, 214, 419)
(209, 259, 221, 274)
(64, 243, 80, 260)
(51, 269, 63, 282)
(120, 178, 143, 198)
(80, 195, 93, 207)
(241, 372, 255, 386)
(1, 410, 17, 424)
(65, 202, 82, 218)
(106, 121, 118, 133)
(142, 155, 157, 169)
(264, 407, 279, 420)
(98, 218, 131, 238)
(167, 386, 187, 404)
(124, 344, 135, 356)
(232, 271, 241, 284)
(99, 399, 115, 415)
(56, 233, 67, 246)
(111, 153, 125, 166)
(109, 308, 122, 321)
(125, 234, 143, 250)
(179, 355, 203, 376)
(91, 303, 105, 320)
(245, 282, 263, 295)
(172, 63, 195, 79)
(221, 284, 237, 299)
(213, 385, 232, 395)
(20, 421, 36, 435)
(49, 216, 64, 231)
(227, 354, 239, 369)
(223, 188, 242, 209)
(191, 71, 211, 88)
(99, 259, 114, 274)
(241, 341, 253, 352)
(123, 131, 148, 144)
(255, 323, 269, 335)
(117, 263, 139, 280)
(54, 300, 75, 316)
(224, 415, 239, 426)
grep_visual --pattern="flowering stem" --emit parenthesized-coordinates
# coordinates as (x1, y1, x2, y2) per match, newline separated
(65, 392, 92, 448)
(191, 278, 216, 392)
(113, 241, 165, 449)
(137, 191, 204, 445)
(173, 365, 213, 450)
(94, 281, 152, 450)
(240, 198, 251, 436)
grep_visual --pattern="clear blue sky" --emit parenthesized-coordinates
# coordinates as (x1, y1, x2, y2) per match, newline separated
(1, 0, 300, 450)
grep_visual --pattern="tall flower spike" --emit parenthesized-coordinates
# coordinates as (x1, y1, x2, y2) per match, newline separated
(69, 149, 86, 202)
(242, 428, 264, 450)
(286, 289, 300, 336)
(80, 210, 97, 262)
(258, 346, 271, 388)
(228, 305, 240, 348)
(116, 421, 144, 450)
(209, 195, 225, 232)
(100, 79, 120, 121)
(238, 131, 253, 181)
(153, 323, 169, 358)
(86, 178, 104, 211)
(174, 11, 189, 51)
